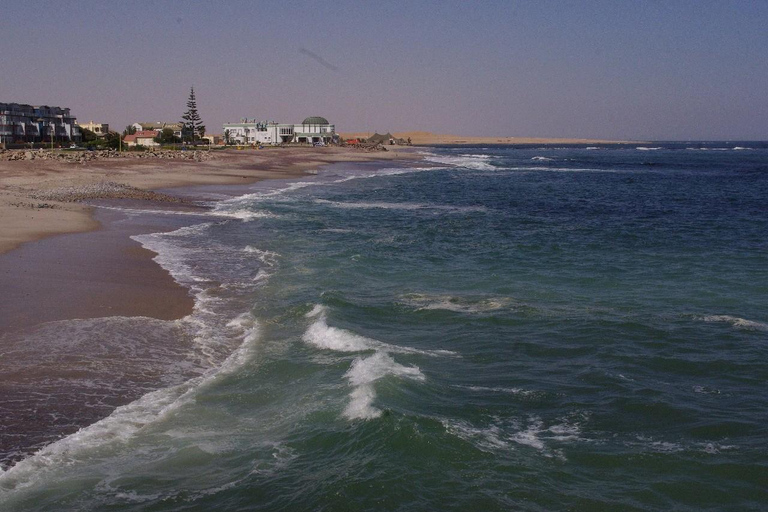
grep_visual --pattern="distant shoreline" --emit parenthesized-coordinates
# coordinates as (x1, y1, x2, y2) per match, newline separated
(339, 131, 637, 146)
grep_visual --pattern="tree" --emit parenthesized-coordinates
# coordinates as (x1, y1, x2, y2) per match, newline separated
(181, 86, 205, 142)
(123, 125, 137, 137)
(84, 131, 120, 150)
(154, 127, 181, 144)
(103, 132, 121, 150)
(224, 129, 231, 145)
(81, 128, 98, 143)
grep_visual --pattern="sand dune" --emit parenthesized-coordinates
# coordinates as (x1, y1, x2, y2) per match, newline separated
(340, 131, 630, 145)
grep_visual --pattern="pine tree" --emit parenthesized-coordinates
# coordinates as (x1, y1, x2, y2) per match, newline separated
(181, 87, 205, 142)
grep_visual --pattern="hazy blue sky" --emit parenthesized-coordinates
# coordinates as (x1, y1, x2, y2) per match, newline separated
(1, 1, 766, 140)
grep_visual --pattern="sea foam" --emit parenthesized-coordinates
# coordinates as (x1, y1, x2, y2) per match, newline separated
(302, 305, 377, 352)
(243, 246, 280, 267)
(700, 315, 768, 331)
(400, 293, 513, 314)
(343, 352, 424, 420)
(442, 414, 583, 459)
(303, 305, 456, 356)
(0, 312, 261, 492)
(423, 154, 495, 171)
(314, 199, 486, 214)
(302, 305, 448, 420)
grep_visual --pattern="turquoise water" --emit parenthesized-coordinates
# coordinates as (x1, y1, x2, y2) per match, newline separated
(1, 144, 767, 510)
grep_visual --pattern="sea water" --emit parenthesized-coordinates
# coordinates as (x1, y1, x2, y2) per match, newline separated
(1, 143, 767, 510)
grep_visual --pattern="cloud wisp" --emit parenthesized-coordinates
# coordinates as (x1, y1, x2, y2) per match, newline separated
(299, 48, 340, 72)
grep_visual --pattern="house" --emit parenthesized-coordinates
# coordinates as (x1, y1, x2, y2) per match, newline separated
(78, 120, 110, 137)
(131, 122, 183, 139)
(0, 102, 82, 144)
(222, 120, 277, 145)
(123, 130, 160, 147)
(223, 116, 335, 145)
(202, 134, 223, 145)
(293, 116, 335, 145)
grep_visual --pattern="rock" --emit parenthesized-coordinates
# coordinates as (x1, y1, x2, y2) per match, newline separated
(0, 148, 217, 163)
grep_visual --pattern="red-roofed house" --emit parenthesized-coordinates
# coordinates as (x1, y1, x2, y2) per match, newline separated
(123, 130, 160, 147)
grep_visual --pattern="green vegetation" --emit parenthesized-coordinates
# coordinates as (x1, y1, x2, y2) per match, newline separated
(81, 130, 121, 150)
(181, 87, 205, 142)
(154, 128, 181, 144)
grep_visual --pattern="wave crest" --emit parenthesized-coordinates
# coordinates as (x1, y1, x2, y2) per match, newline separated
(700, 315, 768, 331)
(343, 352, 424, 420)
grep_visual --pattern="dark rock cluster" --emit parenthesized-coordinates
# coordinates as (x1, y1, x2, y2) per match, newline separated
(0, 149, 215, 163)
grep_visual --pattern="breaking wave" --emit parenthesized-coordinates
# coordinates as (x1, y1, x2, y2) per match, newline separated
(423, 154, 495, 171)
(314, 199, 486, 213)
(700, 315, 768, 331)
(301, 305, 452, 420)
(343, 352, 424, 420)
(0, 311, 261, 491)
(400, 293, 513, 313)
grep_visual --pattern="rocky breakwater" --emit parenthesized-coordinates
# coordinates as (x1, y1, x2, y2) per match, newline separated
(0, 149, 216, 164)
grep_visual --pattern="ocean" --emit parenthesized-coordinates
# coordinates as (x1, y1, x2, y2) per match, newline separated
(1, 143, 767, 510)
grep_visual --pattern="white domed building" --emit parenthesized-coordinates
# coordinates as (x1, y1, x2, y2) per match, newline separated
(223, 116, 335, 145)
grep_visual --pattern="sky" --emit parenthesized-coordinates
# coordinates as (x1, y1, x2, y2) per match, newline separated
(1, 0, 766, 140)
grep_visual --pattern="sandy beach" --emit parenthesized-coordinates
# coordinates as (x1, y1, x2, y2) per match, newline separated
(0, 146, 418, 331)
(0, 146, 413, 256)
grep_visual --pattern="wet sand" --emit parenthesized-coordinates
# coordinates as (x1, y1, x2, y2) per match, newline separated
(0, 206, 198, 334)
(0, 204, 211, 468)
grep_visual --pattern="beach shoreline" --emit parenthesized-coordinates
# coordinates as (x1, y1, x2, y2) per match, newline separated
(0, 145, 421, 332)
(0, 146, 416, 256)
(0, 147, 424, 468)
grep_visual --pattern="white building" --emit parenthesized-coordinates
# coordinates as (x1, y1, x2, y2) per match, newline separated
(0, 103, 81, 144)
(223, 116, 335, 145)
(78, 120, 110, 137)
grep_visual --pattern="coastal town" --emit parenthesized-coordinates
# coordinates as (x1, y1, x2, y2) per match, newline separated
(0, 96, 421, 258)
(2, 3, 765, 509)
(0, 95, 622, 257)
(0, 98, 411, 152)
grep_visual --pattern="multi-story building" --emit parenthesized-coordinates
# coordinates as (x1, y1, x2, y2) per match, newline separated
(78, 120, 110, 137)
(0, 102, 82, 144)
(223, 116, 335, 145)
